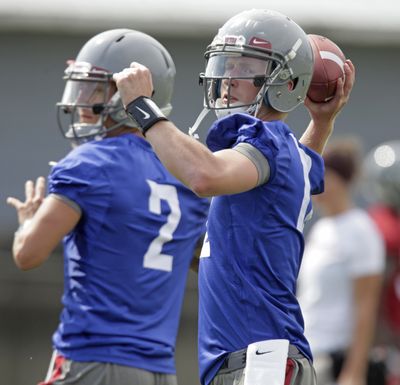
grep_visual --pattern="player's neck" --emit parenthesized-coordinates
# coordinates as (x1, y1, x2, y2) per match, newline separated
(106, 126, 142, 138)
(257, 106, 288, 122)
(322, 197, 353, 217)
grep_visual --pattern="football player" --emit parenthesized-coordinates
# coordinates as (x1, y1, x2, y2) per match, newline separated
(7, 29, 208, 385)
(114, 9, 355, 385)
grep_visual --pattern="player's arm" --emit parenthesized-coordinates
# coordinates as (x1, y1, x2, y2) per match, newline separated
(300, 60, 355, 154)
(7, 177, 80, 270)
(114, 63, 267, 197)
(337, 273, 383, 385)
(147, 124, 260, 196)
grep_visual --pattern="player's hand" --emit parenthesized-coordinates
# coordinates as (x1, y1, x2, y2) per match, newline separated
(304, 59, 355, 126)
(7, 176, 46, 225)
(113, 62, 154, 108)
(337, 371, 366, 385)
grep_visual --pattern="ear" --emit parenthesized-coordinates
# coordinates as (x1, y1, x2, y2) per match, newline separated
(288, 80, 294, 91)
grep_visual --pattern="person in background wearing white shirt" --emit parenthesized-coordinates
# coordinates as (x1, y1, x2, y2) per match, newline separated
(297, 137, 385, 385)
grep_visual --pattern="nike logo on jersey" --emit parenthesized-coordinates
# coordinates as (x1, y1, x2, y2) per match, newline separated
(135, 106, 150, 120)
(255, 349, 273, 355)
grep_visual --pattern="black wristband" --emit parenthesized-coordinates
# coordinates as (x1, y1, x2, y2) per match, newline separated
(125, 96, 168, 135)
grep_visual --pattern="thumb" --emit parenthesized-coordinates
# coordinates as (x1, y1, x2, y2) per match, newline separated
(7, 197, 21, 209)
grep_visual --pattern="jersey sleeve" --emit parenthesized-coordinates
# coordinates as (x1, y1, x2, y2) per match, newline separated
(206, 113, 325, 193)
(298, 143, 325, 195)
(48, 150, 111, 216)
(206, 113, 279, 180)
(233, 143, 270, 185)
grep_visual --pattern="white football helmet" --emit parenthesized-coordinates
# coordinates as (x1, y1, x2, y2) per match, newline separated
(57, 29, 176, 145)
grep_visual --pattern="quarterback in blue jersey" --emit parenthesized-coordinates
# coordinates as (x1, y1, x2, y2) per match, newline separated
(7, 30, 208, 385)
(114, 9, 355, 385)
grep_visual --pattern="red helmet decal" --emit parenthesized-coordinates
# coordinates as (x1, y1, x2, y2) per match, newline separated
(249, 37, 272, 50)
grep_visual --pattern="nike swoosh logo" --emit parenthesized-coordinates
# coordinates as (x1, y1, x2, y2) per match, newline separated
(135, 106, 150, 120)
(252, 38, 267, 44)
(255, 350, 273, 355)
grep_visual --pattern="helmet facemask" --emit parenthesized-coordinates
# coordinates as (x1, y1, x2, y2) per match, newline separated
(200, 38, 290, 119)
(189, 10, 314, 139)
(200, 36, 302, 117)
(57, 61, 128, 146)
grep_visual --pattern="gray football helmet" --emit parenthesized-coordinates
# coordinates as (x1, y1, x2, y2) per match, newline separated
(364, 140, 400, 212)
(57, 29, 176, 144)
(200, 9, 314, 117)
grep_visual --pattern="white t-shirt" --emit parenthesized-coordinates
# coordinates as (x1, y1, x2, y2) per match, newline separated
(297, 208, 385, 354)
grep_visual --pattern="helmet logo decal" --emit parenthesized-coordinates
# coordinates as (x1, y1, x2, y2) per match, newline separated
(216, 35, 246, 46)
(224, 35, 238, 44)
(249, 37, 272, 50)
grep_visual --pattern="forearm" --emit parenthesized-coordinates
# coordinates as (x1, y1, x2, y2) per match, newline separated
(11, 196, 80, 270)
(341, 275, 383, 380)
(12, 220, 50, 270)
(342, 317, 374, 377)
(146, 121, 222, 196)
(300, 119, 334, 154)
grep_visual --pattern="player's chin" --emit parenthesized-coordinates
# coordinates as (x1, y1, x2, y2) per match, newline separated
(222, 97, 240, 106)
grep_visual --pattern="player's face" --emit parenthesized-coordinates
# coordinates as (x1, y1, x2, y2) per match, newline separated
(220, 56, 266, 106)
(77, 81, 115, 124)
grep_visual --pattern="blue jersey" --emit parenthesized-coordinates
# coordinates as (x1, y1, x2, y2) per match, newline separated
(48, 133, 208, 374)
(198, 114, 324, 385)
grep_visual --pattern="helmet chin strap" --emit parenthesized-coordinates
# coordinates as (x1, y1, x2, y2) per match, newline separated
(188, 107, 210, 139)
(188, 75, 273, 139)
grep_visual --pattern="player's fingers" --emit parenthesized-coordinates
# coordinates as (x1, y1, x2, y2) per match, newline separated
(34, 176, 46, 201)
(130, 61, 146, 69)
(113, 66, 141, 83)
(25, 180, 34, 201)
(112, 72, 120, 82)
(6, 197, 23, 209)
(343, 60, 355, 96)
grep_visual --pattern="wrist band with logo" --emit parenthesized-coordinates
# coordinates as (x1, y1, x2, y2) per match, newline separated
(125, 96, 168, 135)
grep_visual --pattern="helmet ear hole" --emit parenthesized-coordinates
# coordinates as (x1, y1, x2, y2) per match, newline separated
(92, 104, 105, 114)
(288, 78, 299, 92)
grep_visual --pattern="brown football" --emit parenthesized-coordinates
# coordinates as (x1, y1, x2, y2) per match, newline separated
(307, 34, 346, 103)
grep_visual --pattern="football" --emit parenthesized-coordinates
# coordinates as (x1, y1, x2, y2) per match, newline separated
(307, 34, 346, 103)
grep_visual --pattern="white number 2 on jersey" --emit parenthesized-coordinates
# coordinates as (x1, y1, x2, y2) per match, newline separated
(143, 180, 182, 272)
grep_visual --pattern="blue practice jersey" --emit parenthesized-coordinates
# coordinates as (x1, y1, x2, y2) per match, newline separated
(48, 133, 208, 374)
(198, 114, 324, 385)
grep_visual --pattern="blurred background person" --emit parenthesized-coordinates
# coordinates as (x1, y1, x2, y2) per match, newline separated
(297, 137, 385, 385)
(364, 140, 400, 385)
